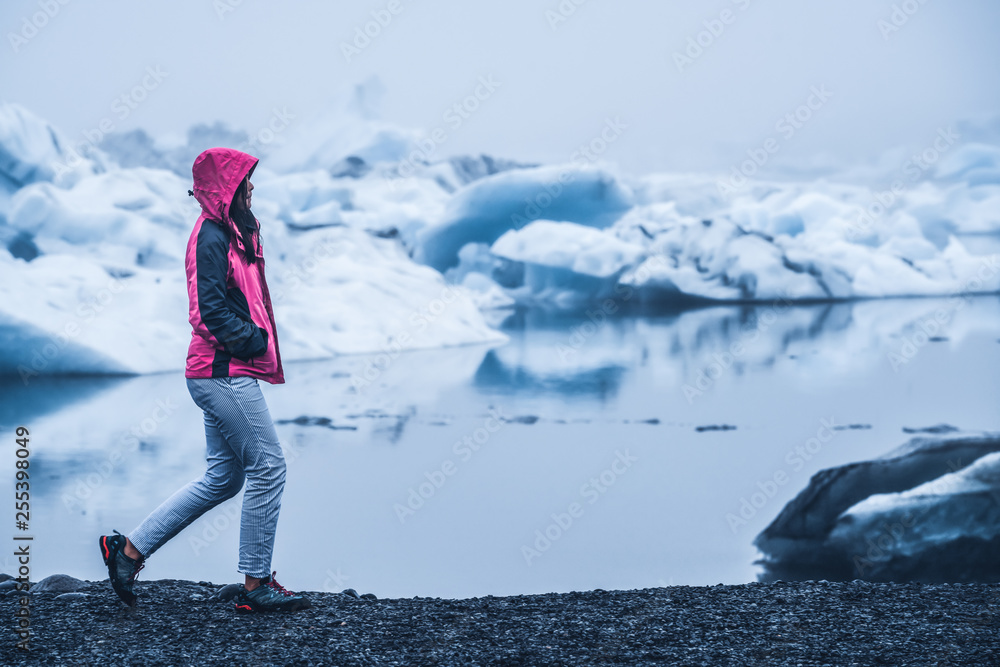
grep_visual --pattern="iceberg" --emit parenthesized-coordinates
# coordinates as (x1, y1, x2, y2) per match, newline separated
(0, 249, 190, 378)
(0, 102, 507, 378)
(446, 154, 537, 188)
(264, 225, 506, 359)
(99, 123, 251, 178)
(489, 220, 645, 308)
(615, 206, 829, 303)
(8, 167, 194, 268)
(614, 191, 1000, 304)
(0, 103, 106, 190)
(0, 222, 506, 378)
(414, 165, 634, 272)
(755, 431, 1000, 582)
(428, 160, 999, 309)
(492, 220, 645, 279)
(2, 86, 1000, 378)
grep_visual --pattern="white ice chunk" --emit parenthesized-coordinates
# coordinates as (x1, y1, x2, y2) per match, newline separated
(491, 220, 644, 279)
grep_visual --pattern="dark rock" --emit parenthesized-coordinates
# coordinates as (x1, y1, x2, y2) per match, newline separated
(0, 573, 12, 582)
(360, 593, 378, 601)
(0, 580, 19, 592)
(695, 424, 737, 432)
(503, 415, 539, 425)
(30, 574, 87, 595)
(340, 588, 361, 599)
(210, 583, 242, 602)
(276, 415, 358, 431)
(54, 592, 90, 601)
(902, 424, 959, 434)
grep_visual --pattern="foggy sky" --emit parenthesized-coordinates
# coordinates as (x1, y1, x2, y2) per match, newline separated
(2, 0, 998, 176)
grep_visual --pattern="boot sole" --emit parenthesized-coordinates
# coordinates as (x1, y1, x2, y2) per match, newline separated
(233, 599, 311, 613)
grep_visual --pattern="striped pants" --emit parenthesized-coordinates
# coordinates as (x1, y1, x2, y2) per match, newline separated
(128, 375, 286, 578)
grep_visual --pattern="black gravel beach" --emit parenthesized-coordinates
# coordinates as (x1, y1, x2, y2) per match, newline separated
(3, 578, 998, 665)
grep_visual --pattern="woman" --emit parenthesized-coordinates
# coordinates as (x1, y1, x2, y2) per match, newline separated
(99, 147, 309, 613)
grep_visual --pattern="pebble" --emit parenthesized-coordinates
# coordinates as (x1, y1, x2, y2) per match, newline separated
(54, 592, 90, 601)
(1, 577, 996, 665)
(210, 583, 242, 601)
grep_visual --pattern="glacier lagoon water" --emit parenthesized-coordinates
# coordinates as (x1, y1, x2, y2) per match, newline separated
(3, 297, 999, 600)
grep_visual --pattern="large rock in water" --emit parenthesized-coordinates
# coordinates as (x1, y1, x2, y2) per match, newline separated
(755, 431, 1000, 583)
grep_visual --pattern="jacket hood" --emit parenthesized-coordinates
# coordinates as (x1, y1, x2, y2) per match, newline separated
(191, 147, 259, 251)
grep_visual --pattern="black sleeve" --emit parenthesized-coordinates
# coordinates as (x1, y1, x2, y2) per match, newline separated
(195, 222, 267, 361)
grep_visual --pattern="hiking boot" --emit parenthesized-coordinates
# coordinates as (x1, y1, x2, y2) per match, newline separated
(234, 571, 312, 613)
(99, 530, 145, 607)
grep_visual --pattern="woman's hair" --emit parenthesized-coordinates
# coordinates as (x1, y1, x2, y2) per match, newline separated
(229, 177, 259, 265)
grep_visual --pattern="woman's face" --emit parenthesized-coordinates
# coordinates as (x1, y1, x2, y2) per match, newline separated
(234, 176, 254, 213)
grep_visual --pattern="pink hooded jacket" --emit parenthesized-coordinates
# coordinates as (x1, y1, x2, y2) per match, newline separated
(184, 147, 284, 384)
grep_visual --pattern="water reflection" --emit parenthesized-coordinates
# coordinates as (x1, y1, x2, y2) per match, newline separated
(477, 302, 859, 404)
(0, 374, 131, 430)
(474, 350, 626, 400)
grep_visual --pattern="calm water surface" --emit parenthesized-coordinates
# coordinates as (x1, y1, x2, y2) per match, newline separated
(2, 297, 999, 599)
